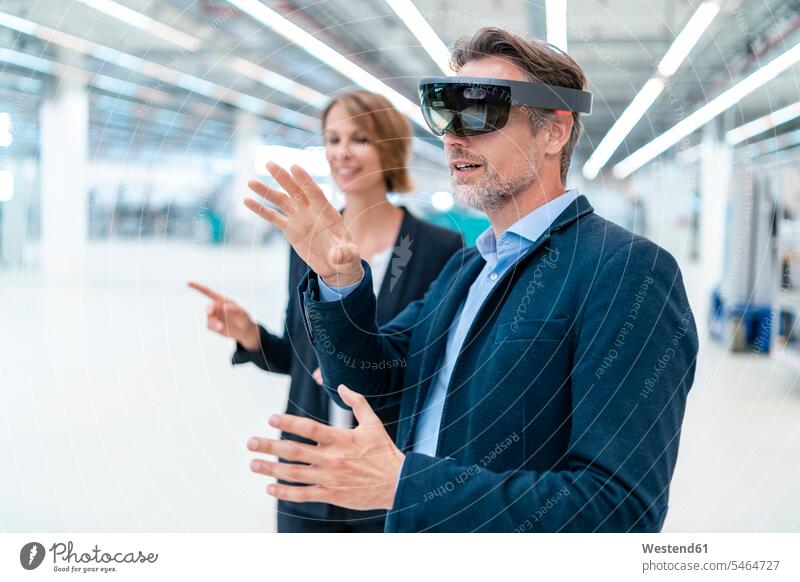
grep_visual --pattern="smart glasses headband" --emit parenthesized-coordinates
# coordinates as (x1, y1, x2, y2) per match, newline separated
(418, 76, 593, 137)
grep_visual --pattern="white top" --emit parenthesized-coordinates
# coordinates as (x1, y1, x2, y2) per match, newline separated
(368, 246, 393, 295)
(327, 246, 394, 429)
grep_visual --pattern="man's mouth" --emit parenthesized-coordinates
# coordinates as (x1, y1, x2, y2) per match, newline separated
(451, 161, 483, 175)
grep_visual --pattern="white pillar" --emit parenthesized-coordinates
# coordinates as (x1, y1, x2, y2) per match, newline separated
(230, 111, 265, 243)
(39, 72, 88, 277)
(699, 121, 732, 295)
(0, 158, 34, 267)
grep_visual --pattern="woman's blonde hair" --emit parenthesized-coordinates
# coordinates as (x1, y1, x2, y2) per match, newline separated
(322, 90, 414, 193)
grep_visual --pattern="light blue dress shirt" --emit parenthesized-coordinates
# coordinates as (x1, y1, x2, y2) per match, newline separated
(319, 190, 580, 457)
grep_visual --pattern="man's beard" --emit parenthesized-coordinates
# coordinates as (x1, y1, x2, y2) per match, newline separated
(449, 145, 541, 212)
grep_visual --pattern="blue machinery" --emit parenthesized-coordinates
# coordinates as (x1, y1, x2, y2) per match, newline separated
(710, 146, 800, 358)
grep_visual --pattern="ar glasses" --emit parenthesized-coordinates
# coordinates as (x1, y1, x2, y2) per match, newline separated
(418, 76, 593, 137)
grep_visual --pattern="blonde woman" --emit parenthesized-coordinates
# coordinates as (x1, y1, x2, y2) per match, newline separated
(190, 90, 462, 532)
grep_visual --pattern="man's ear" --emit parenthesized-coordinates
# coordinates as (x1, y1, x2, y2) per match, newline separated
(543, 114, 573, 156)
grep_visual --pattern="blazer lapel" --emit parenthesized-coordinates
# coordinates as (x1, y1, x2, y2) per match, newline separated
(375, 207, 413, 323)
(420, 195, 596, 452)
(402, 250, 485, 448)
(452, 195, 595, 362)
(402, 195, 595, 451)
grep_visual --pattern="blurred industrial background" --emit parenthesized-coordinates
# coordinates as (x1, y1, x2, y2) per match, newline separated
(1, 0, 800, 532)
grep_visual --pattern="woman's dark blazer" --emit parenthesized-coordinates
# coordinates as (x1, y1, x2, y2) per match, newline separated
(232, 206, 463, 523)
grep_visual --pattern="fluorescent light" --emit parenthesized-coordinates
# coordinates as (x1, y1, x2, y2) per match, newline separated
(231, 57, 328, 108)
(725, 100, 800, 145)
(37, 26, 94, 53)
(582, 77, 664, 179)
(0, 12, 37, 35)
(0, 170, 13, 201)
(90, 45, 144, 70)
(226, 0, 447, 162)
(613, 40, 800, 179)
(79, 0, 151, 29)
(0, 10, 318, 131)
(1, 46, 171, 106)
(582, 2, 718, 180)
(75, 0, 201, 51)
(657, 1, 720, 77)
(92, 73, 170, 102)
(546, 0, 568, 52)
(225, 0, 426, 129)
(79, 1, 329, 110)
(0, 47, 54, 73)
(385, 0, 452, 75)
(743, 126, 800, 157)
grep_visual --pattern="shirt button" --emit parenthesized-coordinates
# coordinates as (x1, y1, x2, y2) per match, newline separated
(489, 272, 498, 281)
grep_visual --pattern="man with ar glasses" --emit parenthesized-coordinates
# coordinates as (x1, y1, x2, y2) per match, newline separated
(243, 27, 699, 532)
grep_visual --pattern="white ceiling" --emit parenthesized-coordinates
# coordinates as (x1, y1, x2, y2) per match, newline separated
(0, 0, 799, 171)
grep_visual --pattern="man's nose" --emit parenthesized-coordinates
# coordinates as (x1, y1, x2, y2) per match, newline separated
(442, 130, 468, 148)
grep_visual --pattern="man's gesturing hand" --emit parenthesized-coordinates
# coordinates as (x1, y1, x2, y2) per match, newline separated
(247, 385, 405, 511)
(244, 162, 364, 288)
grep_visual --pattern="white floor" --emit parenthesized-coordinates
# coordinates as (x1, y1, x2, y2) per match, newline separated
(1, 238, 799, 532)
(1, 240, 291, 532)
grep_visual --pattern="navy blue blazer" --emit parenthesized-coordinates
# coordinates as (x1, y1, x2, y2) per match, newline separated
(299, 194, 699, 532)
(232, 206, 463, 523)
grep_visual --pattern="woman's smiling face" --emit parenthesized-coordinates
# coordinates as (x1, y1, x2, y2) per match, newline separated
(323, 102, 386, 196)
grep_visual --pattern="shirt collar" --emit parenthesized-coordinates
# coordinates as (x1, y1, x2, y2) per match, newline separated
(475, 189, 580, 267)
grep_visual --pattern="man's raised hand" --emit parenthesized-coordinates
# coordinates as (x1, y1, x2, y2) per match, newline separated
(244, 162, 364, 288)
